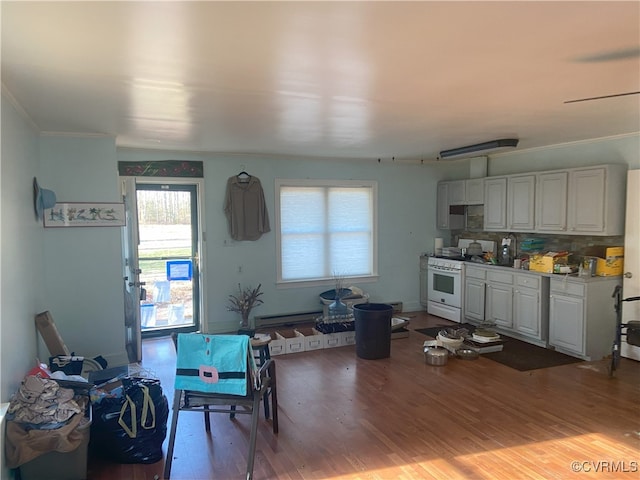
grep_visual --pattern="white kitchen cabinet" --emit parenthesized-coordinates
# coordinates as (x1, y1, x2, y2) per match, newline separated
(436, 181, 464, 229)
(508, 174, 535, 231)
(448, 180, 466, 205)
(536, 171, 568, 232)
(447, 178, 484, 206)
(513, 273, 547, 339)
(549, 291, 584, 354)
(464, 266, 486, 322)
(485, 270, 513, 329)
(483, 177, 507, 231)
(436, 182, 450, 229)
(465, 178, 484, 205)
(464, 266, 548, 345)
(474, 164, 625, 234)
(549, 277, 621, 360)
(567, 165, 626, 235)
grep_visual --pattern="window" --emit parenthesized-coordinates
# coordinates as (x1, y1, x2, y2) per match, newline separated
(275, 179, 378, 285)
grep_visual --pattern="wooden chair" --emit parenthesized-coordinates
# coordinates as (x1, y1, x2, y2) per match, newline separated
(163, 334, 278, 480)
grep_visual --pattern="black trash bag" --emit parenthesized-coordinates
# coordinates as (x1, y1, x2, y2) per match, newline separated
(90, 377, 169, 464)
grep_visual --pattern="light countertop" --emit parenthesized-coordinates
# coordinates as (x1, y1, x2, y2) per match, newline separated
(463, 263, 621, 283)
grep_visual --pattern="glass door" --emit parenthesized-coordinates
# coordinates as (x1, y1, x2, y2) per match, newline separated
(136, 183, 201, 337)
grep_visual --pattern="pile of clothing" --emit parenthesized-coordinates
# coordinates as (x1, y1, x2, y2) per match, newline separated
(5, 375, 88, 469)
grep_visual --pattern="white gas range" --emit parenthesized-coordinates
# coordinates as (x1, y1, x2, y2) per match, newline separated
(426, 239, 496, 323)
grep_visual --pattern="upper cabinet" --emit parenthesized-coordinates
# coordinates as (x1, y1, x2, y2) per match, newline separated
(536, 171, 568, 232)
(466, 178, 485, 205)
(448, 178, 485, 206)
(483, 177, 507, 231)
(567, 165, 626, 235)
(436, 181, 464, 229)
(507, 174, 535, 231)
(482, 164, 626, 235)
(448, 180, 466, 205)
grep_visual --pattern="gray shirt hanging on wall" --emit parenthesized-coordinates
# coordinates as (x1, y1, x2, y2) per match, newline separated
(224, 175, 271, 241)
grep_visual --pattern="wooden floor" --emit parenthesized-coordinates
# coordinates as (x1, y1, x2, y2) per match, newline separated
(87, 312, 640, 480)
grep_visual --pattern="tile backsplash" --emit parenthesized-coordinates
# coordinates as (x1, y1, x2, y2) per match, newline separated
(450, 229, 624, 263)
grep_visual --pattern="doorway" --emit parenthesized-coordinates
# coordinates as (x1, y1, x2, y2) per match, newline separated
(622, 169, 639, 361)
(136, 183, 202, 337)
(122, 177, 205, 362)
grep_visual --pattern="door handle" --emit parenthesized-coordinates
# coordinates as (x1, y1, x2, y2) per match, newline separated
(128, 281, 146, 287)
(624, 272, 633, 279)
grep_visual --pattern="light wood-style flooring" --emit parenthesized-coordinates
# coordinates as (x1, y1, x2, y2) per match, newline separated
(87, 312, 640, 479)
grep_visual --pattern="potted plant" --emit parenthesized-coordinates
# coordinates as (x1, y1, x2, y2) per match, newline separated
(227, 283, 264, 336)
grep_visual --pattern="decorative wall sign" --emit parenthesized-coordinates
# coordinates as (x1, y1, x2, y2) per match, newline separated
(43, 202, 126, 227)
(118, 160, 204, 178)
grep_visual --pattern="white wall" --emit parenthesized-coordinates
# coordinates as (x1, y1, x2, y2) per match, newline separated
(1, 94, 43, 402)
(1, 93, 43, 480)
(486, 133, 640, 175)
(39, 136, 128, 367)
(117, 150, 454, 332)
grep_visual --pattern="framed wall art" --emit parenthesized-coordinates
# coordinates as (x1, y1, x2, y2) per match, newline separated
(43, 202, 126, 228)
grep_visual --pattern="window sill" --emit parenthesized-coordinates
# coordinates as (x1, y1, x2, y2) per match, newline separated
(276, 275, 380, 290)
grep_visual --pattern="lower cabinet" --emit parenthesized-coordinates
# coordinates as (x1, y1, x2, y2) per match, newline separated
(549, 293, 584, 354)
(463, 266, 620, 357)
(464, 267, 486, 322)
(464, 266, 548, 345)
(549, 277, 620, 360)
(486, 274, 513, 329)
(513, 274, 548, 339)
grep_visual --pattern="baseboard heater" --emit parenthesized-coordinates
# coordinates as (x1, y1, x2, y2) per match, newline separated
(254, 310, 323, 330)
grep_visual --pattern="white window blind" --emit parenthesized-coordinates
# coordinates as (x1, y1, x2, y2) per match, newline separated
(276, 179, 377, 284)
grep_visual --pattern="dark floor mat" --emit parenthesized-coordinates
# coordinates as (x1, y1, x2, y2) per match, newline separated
(415, 325, 583, 371)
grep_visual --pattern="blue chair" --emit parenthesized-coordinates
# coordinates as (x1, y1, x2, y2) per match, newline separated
(163, 334, 278, 480)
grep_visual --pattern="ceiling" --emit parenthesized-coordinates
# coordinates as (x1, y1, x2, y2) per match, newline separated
(2, 1, 639, 162)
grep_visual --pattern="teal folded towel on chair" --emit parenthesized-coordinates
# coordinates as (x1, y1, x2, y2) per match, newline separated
(175, 334, 252, 395)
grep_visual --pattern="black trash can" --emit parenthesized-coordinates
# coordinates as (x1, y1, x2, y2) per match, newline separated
(353, 303, 393, 359)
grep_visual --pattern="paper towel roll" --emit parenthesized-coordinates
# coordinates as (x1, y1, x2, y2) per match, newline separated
(434, 237, 443, 255)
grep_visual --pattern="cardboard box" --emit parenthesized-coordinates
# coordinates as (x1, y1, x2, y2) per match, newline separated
(585, 246, 624, 276)
(596, 257, 624, 276)
(276, 330, 305, 354)
(529, 252, 569, 273)
(35, 311, 69, 356)
(295, 327, 324, 351)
